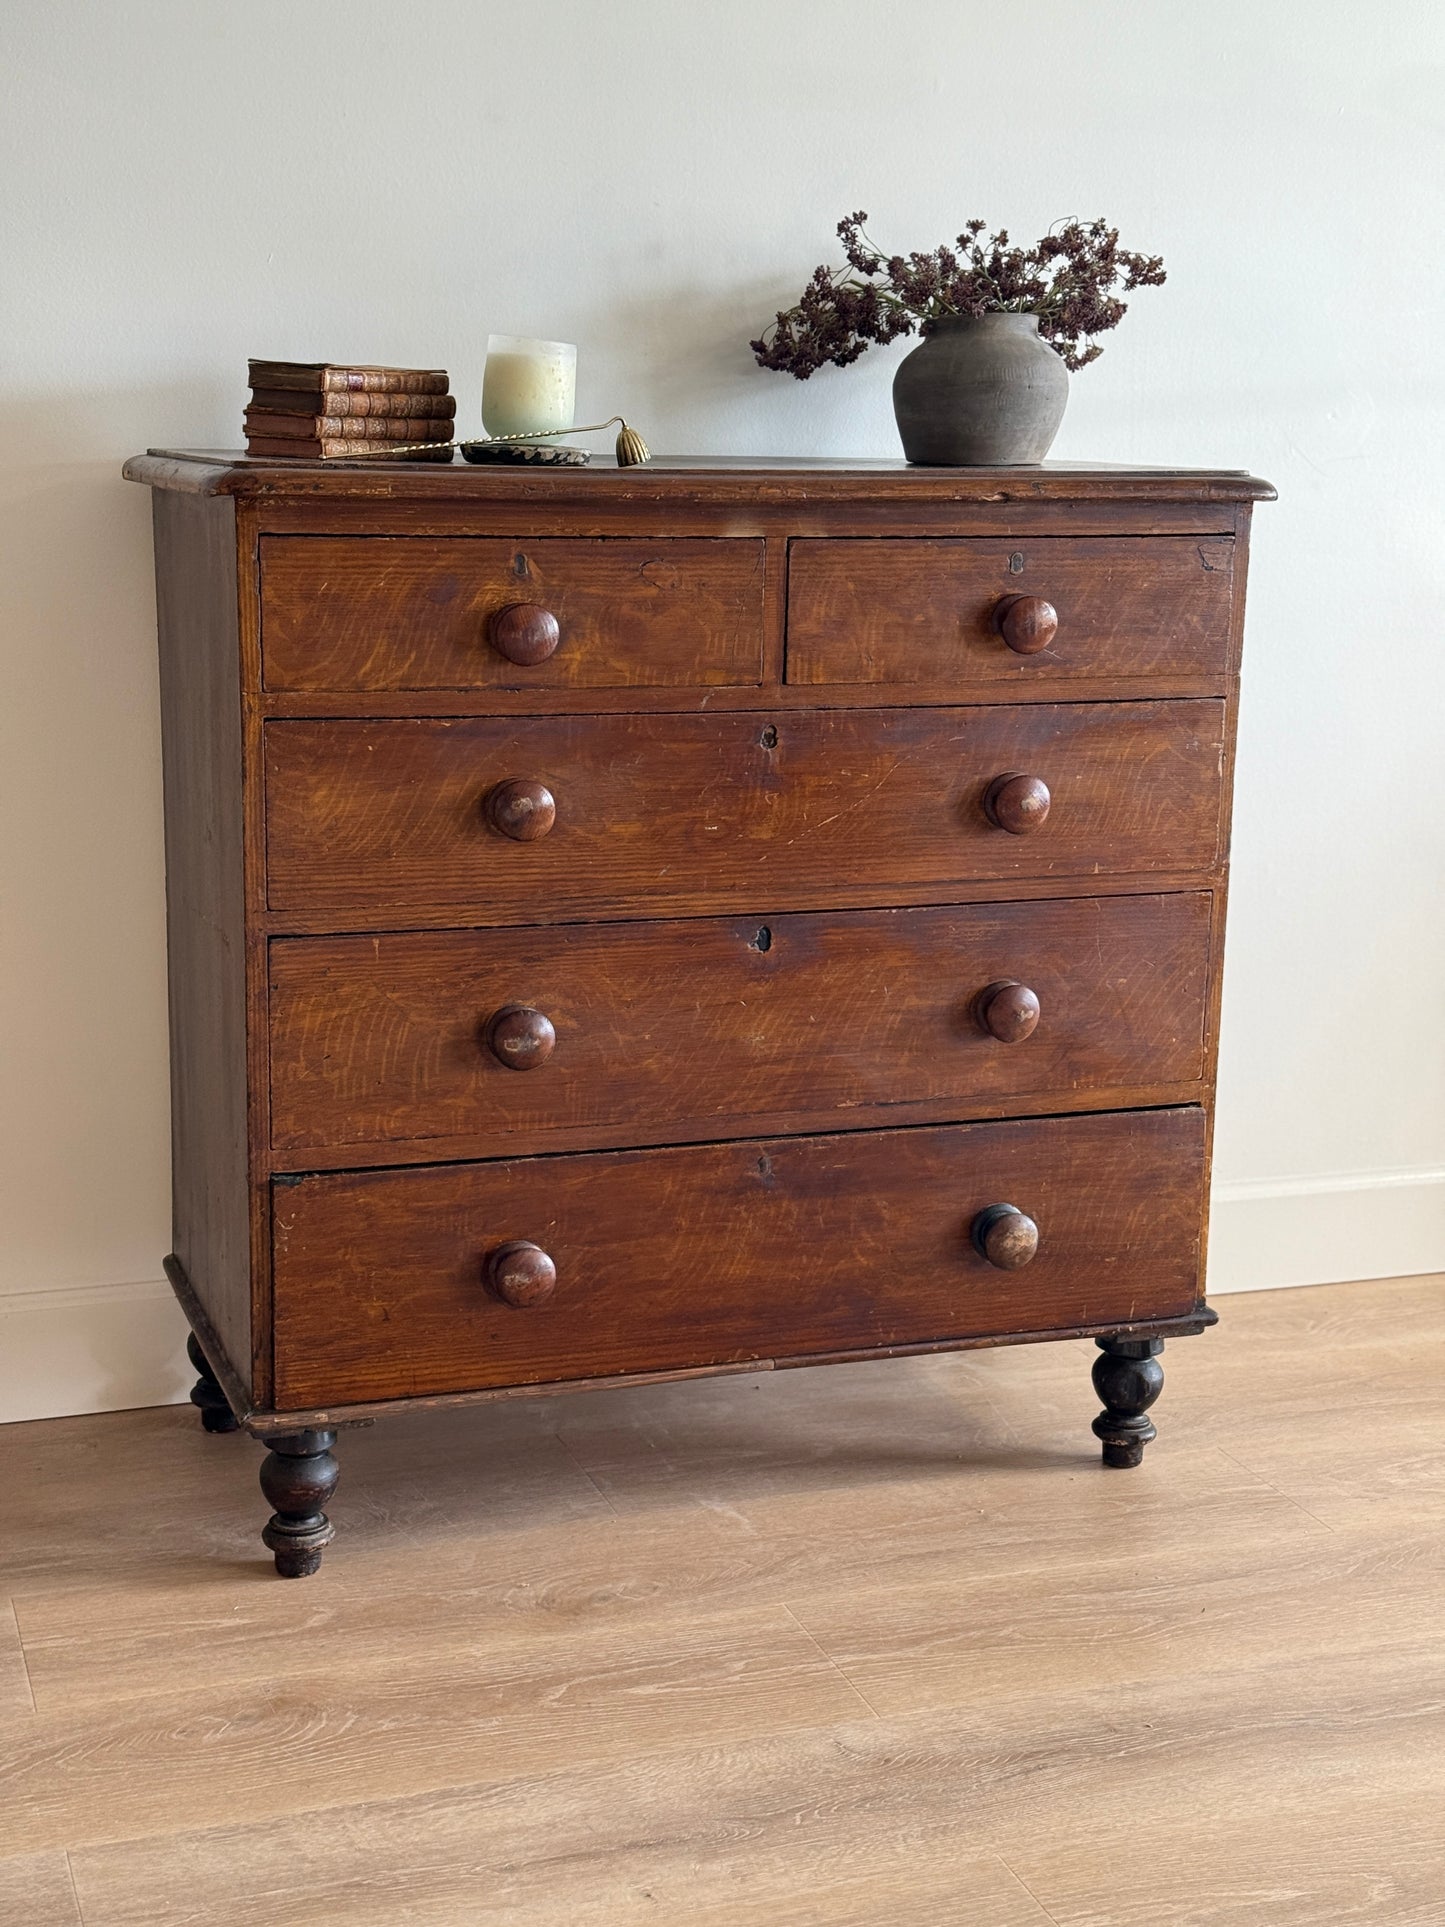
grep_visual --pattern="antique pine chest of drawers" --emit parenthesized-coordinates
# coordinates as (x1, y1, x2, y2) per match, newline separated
(126, 451, 1272, 1576)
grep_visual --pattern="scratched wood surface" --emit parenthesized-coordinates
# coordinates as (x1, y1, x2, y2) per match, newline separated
(263, 701, 1227, 926)
(149, 492, 254, 1389)
(126, 459, 1267, 1576)
(125, 448, 1278, 509)
(0, 1273, 1439, 1925)
(786, 534, 1235, 687)
(260, 535, 767, 692)
(269, 1108, 1206, 1404)
(267, 891, 1211, 1160)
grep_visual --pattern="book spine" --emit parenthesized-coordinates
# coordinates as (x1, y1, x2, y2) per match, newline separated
(248, 364, 450, 396)
(320, 368, 450, 395)
(243, 412, 455, 442)
(321, 443, 455, 461)
(245, 437, 455, 461)
(248, 389, 456, 420)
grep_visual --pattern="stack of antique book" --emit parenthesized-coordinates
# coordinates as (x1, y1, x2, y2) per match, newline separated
(243, 361, 456, 459)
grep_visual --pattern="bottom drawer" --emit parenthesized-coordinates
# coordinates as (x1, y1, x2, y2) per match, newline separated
(272, 1107, 1206, 1407)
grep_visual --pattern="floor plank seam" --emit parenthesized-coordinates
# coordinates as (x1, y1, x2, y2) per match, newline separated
(9, 1600, 38, 1715)
(780, 1601, 884, 1720)
(994, 1850, 1065, 1925)
(63, 1848, 85, 1925)
(1210, 1444, 1338, 1533)
(549, 1429, 623, 1516)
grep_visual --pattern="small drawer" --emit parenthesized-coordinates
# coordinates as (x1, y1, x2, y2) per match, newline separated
(263, 701, 1226, 925)
(271, 1106, 1207, 1404)
(786, 536, 1234, 689)
(260, 535, 766, 692)
(269, 893, 1211, 1160)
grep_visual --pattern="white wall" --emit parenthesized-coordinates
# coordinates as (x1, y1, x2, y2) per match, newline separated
(2, 0, 1442, 1421)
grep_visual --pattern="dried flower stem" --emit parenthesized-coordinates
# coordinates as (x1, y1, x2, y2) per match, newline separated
(752, 212, 1166, 378)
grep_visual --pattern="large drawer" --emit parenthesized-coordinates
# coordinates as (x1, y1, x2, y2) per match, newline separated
(269, 892, 1211, 1159)
(264, 701, 1226, 923)
(787, 536, 1234, 689)
(260, 535, 766, 692)
(271, 1106, 1207, 1405)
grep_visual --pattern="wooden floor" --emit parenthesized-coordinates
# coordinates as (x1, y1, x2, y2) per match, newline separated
(2, 1275, 1444, 1925)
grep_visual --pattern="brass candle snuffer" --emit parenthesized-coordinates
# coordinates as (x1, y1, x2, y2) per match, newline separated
(347, 416, 651, 467)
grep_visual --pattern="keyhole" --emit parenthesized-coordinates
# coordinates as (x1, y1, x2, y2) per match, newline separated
(752, 926, 772, 952)
(759, 725, 779, 749)
(512, 552, 531, 579)
(1008, 552, 1025, 575)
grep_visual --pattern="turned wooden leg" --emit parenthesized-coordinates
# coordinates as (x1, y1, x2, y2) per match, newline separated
(259, 1430, 339, 1578)
(1092, 1337, 1165, 1468)
(187, 1331, 239, 1434)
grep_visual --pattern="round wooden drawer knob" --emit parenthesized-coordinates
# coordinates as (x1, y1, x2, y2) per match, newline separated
(993, 594, 1058, 655)
(487, 1240, 557, 1307)
(487, 1004, 556, 1070)
(978, 980, 1041, 1043)
(490, 602, 561, 666)
(984, 772, 1051, 834)
(971, 1203, 1040, 1270)
(486, 778, 556, 841)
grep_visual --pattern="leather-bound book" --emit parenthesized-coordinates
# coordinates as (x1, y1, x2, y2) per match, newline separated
(244, 410, 455, 443)
(248, 388, 457, 420)
(248, 360, 450, 396)
(241, 437, 455, 461)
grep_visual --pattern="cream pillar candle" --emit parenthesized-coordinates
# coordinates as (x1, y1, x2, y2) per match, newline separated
(481, 334, 577, 439)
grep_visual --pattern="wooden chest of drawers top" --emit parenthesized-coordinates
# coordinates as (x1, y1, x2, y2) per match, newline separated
(129, 452, 1270, 1432)
(134, 449, 1270, 714)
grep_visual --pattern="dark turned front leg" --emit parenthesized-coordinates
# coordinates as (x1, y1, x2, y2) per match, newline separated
(1092, 1337, 1165, 1468)
(259, 1430, 339, 1577)
(187, 1331, 239, 1434)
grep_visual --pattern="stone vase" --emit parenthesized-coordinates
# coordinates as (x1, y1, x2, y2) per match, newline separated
(892, 313, 1069, 465)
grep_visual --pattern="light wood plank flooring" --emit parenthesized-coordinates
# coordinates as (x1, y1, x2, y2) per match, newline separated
(1, 1274, 1442, 1925)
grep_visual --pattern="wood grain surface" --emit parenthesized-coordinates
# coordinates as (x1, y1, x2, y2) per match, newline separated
(0, 1853, 83, 1925)
(263, 701, 1227, 925)
(126, 456, 1266, 1578)
(260, 535, 766, 692)
(269, 1106, 1206, 1404)
(0, 1274, 1438, 1926)
(787, 534, 1234, 687)
(150, 492, 254, 1392)
(125, 447, 1279, 508)
(268, 891, 1211, 1159)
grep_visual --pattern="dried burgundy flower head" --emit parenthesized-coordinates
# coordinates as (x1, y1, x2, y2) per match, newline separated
(753, 211, 1166, 378)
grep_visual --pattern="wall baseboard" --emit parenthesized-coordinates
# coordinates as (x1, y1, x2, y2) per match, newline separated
(1207, 1166, 1445, 1296)
(0, 1278, 192, 1425)
(2, 1170, 1442, 1423)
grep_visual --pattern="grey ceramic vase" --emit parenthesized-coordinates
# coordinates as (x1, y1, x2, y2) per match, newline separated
(892, 312, 1069, 465)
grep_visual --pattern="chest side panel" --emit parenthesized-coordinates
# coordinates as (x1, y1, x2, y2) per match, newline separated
(153, 490, 254, 1393)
